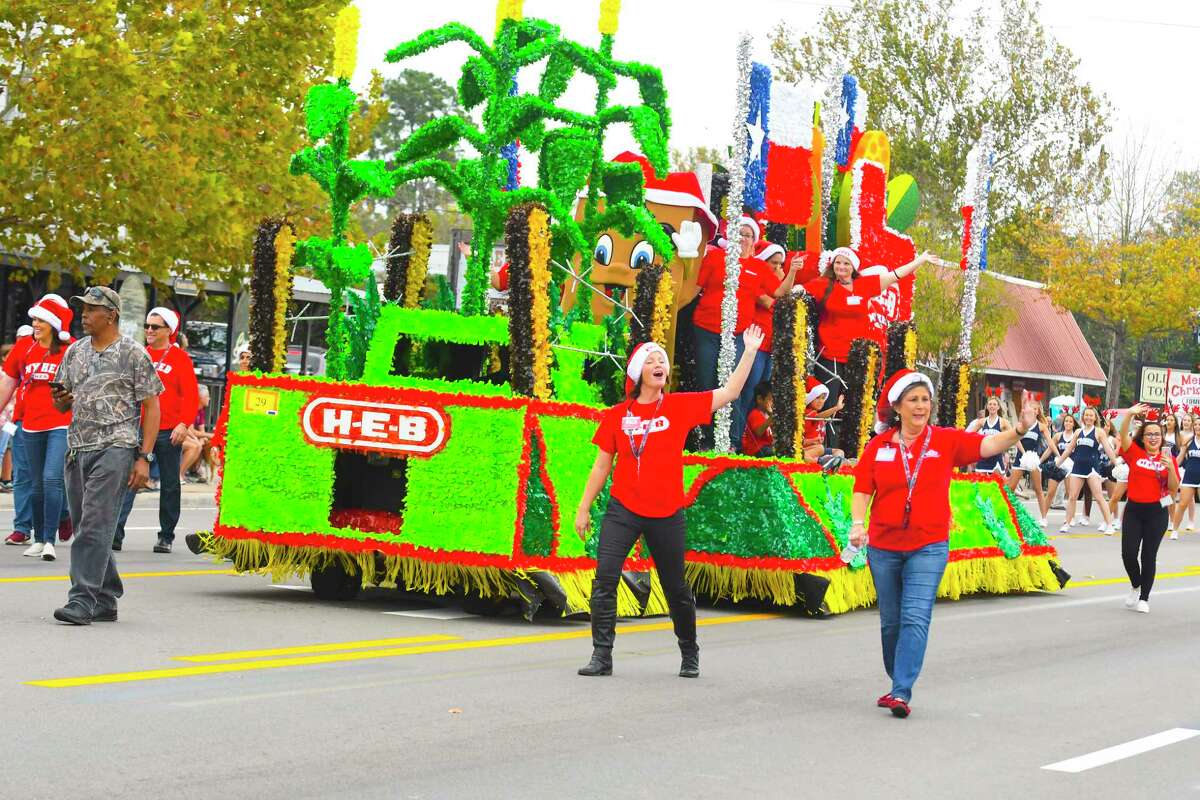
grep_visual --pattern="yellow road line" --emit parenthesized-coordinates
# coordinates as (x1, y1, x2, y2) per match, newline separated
(27, 613, 779, 689)
(0, 569, 236, 584)
(174, 635, 462, 662)
(1069, 569, 1200, 588)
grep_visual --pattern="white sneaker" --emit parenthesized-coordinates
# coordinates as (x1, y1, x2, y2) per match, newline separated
(1187, 524, 1195, 532)
(22, 542, 44, 557)
(1135, 600, 1150, 614)
(41, 542, 56, 561)
(1125, 588, 1139, 608)
(1169, 531, 1179, 540)
(1077, 517, 1089, 527)
(1039, 517, 1048, 527)
(1058, 523, 1070, 533)
(1103, 524, 1115, 536)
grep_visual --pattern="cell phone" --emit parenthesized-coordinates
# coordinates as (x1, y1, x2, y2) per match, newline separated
(48, 381, 67, 392)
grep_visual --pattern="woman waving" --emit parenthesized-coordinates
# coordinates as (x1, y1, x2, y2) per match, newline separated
(850, 370, 1036, 718)
(1007, 401, 1056, 526)
(574, 325, 766, 679)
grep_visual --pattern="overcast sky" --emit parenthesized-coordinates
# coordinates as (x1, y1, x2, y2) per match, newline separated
(351, 0, 1200, 185)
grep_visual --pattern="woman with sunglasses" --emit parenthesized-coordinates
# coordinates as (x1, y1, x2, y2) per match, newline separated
(1116, 404, 1181, 613)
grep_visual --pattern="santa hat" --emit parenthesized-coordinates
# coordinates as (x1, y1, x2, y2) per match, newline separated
(805, 376, 830, 406)
(756, 242, 786, 264)
(27, 294, 73, 342)
(609, 152, 719, 242)
(625, 341, 670, 396)
(874, 369, 936, 433)
(147, 306, 180, 342)
(736, 215, 760, 243)
(818, 246, 861, 274)
(15, 325, 33, 339)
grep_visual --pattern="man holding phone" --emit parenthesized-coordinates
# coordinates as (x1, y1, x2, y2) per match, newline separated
(49, 286, 163, 625)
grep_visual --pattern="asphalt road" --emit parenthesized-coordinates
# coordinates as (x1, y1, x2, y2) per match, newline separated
(2, 500, 1199, 799)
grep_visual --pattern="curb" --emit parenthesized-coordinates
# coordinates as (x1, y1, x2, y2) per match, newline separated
(0, 492, 216, 511)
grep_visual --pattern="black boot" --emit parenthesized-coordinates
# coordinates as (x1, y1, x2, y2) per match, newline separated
(679, 641, 700, 678)
(578, 646, 613, 676)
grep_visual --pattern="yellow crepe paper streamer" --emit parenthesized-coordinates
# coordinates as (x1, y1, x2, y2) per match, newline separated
(956, 361, 970, 430)
(598, 0, 621, 35)
(527, 205, 553, 400)
(403, 216, 433, 309)
(857, 346, 879, 455)
(271, 224, 295, 374)
(332, 5, 360, 81)
(793, 299, 810, 461)
(903, 325, 917, 370)
(495, 0, 524, 33)
(650, 267, 673, 348)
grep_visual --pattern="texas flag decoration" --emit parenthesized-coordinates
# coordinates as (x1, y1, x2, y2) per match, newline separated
(742, 63, 772, 213)
(763, 82, 817, 225)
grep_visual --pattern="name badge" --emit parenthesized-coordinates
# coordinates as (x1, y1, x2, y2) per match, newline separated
(620, 415, 641, 434)
(877, 447, 896, 462)
(846, 295, 862, 306)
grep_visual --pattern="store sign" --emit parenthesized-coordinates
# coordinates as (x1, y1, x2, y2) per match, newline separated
(301, 397, 449, 456)
(1139, 366, 1170, 404)
(1165, 369, 1200, 411)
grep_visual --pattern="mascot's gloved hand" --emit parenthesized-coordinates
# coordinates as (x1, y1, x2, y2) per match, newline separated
(671, 220, 704, 259)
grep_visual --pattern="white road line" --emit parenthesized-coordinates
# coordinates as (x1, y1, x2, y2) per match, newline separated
(938, 583, 1200, 623)
(1042, 728, 1200, 773)
(382, 608, 473, 620)
(268, 584, 311, 593)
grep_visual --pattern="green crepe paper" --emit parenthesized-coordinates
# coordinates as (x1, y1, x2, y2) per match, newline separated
(682, 464, 706, 496)
(539, 414, 602, 558)
(552, 322, 603, 405)
(791, 471, 866, 569)
(401, 405, 526, 555)
(973, 486, 1021, 558)
(305, 83, 358, 141)
(220, 384, 337, 536)
(342, 275, 382, 381)
(686, 467, 836, 560)
(521, 430, 555, 557)
(947, 482, 1006, 550)
(1005, 486, 1049, 546)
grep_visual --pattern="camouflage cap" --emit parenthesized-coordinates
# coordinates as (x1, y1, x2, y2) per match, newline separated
(70, 286, 121, 313)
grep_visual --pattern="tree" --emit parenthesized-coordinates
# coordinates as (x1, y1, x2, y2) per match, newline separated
(0, 0, 383, 284)
(1163, 170, 1200, 237)
(769, 0, 1109, 263)
(670, 146, 725, 174)
(913, 264, 1015, 376)
(356, 69, 462, 238)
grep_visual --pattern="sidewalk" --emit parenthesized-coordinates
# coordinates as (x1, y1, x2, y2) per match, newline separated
(0, 481, 216, 510)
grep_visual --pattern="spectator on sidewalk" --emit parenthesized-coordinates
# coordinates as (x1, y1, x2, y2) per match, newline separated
(49, 287, 163, 626)
(112, 307, 199, 553)
(181, 383, 214, 482)
(1, 325, 35, 544)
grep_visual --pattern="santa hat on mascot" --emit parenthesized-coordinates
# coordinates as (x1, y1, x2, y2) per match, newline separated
(27, 294, 73, 342)
(625, 341, 670, 396)
(609, 151, 720, 242)
(874, 369, 936, 433)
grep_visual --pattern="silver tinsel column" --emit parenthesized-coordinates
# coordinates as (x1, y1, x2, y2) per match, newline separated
(956, 126, 993, 361)
(818, 61, 848, 242)
(713, 33, 753, 452)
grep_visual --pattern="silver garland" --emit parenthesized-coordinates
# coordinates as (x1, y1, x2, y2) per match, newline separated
(956, 126, 993, 361)
(714, 33, 753, 453)
(818, 60, 848, 239)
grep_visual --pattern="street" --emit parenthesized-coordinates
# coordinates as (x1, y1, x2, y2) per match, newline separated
(2, 498, 1198, 799)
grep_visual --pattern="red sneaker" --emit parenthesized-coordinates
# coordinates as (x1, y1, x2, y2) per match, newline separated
(4, 531, 30, 546)
(887, 697, 911, 718)
(57, 517, 73, 543)
(877, 694, 893, 708)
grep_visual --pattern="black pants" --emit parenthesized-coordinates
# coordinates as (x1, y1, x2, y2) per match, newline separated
(815, 355, 845, 450)
(1122, 500, 1169, 601)
(589, 498, 696, 650)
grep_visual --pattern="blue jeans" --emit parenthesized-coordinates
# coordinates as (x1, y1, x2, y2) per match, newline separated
(741, 350, 771, 432)
(10, 423, 33, 534)
(693, 326, 747, 449)
(868, 540, 949, 702)
(23, 427, 68, 545)
(115, 430, 182, 544)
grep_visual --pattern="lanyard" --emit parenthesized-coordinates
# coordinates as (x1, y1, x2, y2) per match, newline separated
(625, 395, 663, 477)
(897, 426, 933, 529)
(151, 343, 174, 372)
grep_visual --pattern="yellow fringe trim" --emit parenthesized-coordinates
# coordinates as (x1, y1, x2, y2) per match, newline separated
(793, 295, 809, 460)
(403, 215, 433, 309)
(526, 206, 553, 400)
(955, 361, 970, 430)
(271, 224, 295, 374)
(856, 345, 879, 455)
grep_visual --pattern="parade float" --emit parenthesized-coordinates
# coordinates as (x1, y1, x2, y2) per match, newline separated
(193, 0, 1067, 619)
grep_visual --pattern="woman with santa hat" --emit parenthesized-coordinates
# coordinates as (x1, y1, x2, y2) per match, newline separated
(749, 242, 804, 388)
(803, 247, 937, 446)
(850, 369, 1036, 718)
(0, 295, 75, 561)
(688, 216, 773, 449)
(574, 324, 766, 679)
(112, 307, 200, 554)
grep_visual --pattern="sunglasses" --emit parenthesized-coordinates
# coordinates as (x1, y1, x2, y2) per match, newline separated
(144, 323, 167, 331)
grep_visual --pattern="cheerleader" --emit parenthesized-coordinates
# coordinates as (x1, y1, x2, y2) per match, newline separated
(1007, 401, 1057, 526)
(1058, 407, 1118, 534)
(1171, 414, 1200, 538)
(1042, 413, 1077, 521)
(966, 396, 1011, 474)
(1162, 412, 1182, 459)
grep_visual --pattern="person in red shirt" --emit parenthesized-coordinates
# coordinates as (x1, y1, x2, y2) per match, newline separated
(2, 325, 36, 545)
(804, 247, 937, 447)
(850, 369, 1036, 718)
(574, 324, 765, 679)
(742, 382, 774, 457)
(112, 307, 199, 553)
(750, 243, 803, 384)
(801, 377, 845, 463)
(1116, 404, 1181, 613)
(0, 296, 75, 561)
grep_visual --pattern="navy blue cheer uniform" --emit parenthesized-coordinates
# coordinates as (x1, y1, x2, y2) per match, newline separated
(974, 417, 1004, 473)
(1180, 437, 1200, 488)
(1021, 422, 1045, 457)
(1069, 426, 1102, 478)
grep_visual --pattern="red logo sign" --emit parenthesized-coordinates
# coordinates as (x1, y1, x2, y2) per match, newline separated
(301, 397, 450, 456)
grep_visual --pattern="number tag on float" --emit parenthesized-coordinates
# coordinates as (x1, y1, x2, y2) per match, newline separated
(877, 447, 897, 462)
(846, 295, 862, 306)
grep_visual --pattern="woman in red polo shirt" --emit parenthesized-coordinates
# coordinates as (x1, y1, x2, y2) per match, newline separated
(1116, 404, 1181, 614)
(804, 247, 937, 444)
(574, 324, 765, 679)
(850, 370, 1036, 718)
